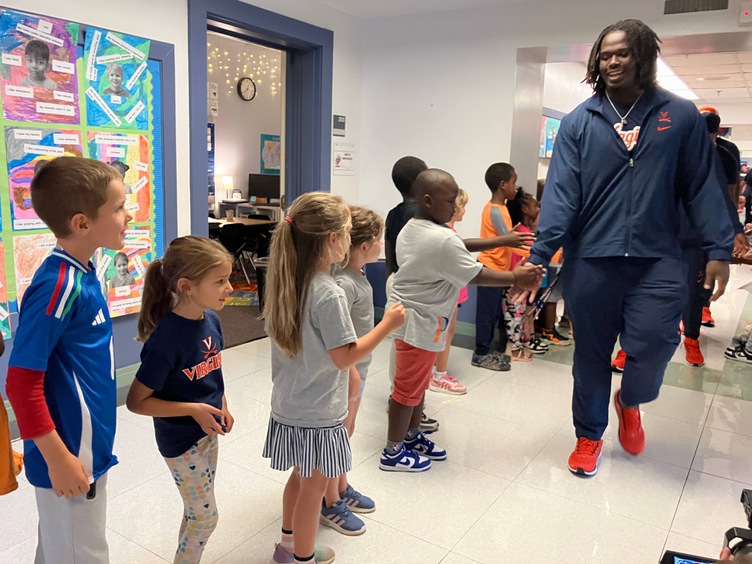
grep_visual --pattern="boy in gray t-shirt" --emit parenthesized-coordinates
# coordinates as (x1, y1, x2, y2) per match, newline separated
(381, 169, 545, 473)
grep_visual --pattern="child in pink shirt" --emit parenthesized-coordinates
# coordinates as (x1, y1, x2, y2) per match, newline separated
(430, 189, 470, 394)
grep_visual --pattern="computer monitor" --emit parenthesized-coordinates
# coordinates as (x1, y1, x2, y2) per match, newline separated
(248, 173, 280, 200)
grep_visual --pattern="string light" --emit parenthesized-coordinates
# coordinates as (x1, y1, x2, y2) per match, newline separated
(207, 35, 282, 99)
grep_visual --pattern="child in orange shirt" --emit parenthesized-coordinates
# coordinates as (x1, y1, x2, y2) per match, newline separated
(2, 332, 23, 496)
(472, 163, 530, 368)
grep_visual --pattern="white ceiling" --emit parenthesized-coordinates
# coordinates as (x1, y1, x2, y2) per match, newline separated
(665, 51, 752, 104)
(315, 0, 523, 18)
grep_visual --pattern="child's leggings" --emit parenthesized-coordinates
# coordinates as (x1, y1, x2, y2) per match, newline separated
(503, 294, 524, 350)
(164, 435, 219, 564)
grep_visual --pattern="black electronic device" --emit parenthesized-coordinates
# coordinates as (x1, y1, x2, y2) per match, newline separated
(86, 480, 97, 500)
(248, 173, 280, 201)
(661, 489, 752, 563)
(660, 551, 716, 564)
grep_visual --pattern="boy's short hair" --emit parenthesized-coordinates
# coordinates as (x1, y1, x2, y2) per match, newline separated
(25, 40, 50, 61)
(349, 205, 384, 248)
(391, 156, 427, 196)
(31, 157, 119, 237)
(484, 163, 516, 193)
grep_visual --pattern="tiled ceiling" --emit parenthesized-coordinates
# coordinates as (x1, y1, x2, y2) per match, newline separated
(664, 51, 752, 104)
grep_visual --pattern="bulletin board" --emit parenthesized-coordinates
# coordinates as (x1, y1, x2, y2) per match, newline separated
(0, 7, 166, 339)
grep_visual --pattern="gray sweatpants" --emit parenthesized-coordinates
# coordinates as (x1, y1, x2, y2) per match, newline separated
(34, 473, 109, 564)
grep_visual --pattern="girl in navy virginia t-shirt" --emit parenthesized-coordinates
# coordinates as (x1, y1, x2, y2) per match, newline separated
(126, 236, 234, 564)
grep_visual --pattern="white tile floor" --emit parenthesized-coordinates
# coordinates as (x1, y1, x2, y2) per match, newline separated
(4, 268, 752, 563)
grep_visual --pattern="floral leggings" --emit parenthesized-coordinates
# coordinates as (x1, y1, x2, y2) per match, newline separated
(164, 435, 219, 564)
(502, 294, 524, 350)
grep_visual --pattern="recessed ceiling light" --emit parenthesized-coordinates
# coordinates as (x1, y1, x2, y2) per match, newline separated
(697, 75, 731, 81)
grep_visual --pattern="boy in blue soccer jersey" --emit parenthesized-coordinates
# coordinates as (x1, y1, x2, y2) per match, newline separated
(5, 157, 133, 563)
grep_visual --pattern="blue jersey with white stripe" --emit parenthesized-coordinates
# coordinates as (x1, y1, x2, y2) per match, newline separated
(9, 248, 118, 488)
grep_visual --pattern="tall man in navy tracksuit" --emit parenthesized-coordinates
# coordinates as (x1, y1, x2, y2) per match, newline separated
(527, 19, 734, 477)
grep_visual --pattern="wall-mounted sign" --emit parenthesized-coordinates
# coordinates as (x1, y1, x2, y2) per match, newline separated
(333, 114, 346, 137)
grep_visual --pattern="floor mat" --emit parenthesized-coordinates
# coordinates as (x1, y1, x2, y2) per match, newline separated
(228, 269, 259, 306)
(215, 304, 266, 348)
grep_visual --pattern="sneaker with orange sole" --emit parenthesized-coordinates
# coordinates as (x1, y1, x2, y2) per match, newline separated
(611, 349, 626, 373)
(701, 306, 715, 327)
(567, 437, 604, 476)
(613, 390, 645, 455)
(683, 337, 705, 367)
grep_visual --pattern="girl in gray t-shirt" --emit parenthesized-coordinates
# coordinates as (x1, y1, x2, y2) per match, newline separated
(262, 193, 404, 563)
(322, 205, 384, 532)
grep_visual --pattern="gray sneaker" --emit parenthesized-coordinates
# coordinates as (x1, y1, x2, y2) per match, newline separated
(271, 544, 335, 564)
(490, 350, 512, 363)
(471, 353, 510, 371)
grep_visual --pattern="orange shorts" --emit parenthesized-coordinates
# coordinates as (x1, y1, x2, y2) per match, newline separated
(391, 339, 438, 407)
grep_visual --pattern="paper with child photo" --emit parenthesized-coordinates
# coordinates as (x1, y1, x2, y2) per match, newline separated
(12, 232, 56, 307)
(84, 27, 150, 130)
(87, 131, 151, 222)
(93, 226, 152, 318)
(0, 9, 80, 123)
(5, 126, 84, 230)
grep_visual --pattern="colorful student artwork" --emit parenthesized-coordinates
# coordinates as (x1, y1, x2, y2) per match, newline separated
(260, 133, 281, 175)
(5, 126, 84, 230)
(94, 226, 152, 318)
(0, 10, 163, 324)
(88, 131, 151, 222)
(84, 27, 150, 130)
(12, 232, 56, 306)
(0, 244, 11, 339)
(0, 9, 80, 124)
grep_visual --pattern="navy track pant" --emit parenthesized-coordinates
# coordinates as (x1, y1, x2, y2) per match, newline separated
(562, 257, 686, 440)
(681, 245, 711, 341)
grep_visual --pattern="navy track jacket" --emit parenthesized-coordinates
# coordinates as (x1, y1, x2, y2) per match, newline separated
(529, 88, 735, 267)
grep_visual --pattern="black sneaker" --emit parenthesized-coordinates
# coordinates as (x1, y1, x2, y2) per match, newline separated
(724, 346, 752, 364)
(420, 412, 439, 434)
(524, 335, 549, 354)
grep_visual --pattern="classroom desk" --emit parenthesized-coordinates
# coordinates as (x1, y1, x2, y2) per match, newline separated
(208, 217, 275, 228)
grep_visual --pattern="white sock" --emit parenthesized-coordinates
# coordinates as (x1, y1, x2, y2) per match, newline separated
(434, 370, 447, 378)
(280, 529, 294, 552)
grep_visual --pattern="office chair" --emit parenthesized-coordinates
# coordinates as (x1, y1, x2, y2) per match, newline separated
(218, 223, 252, 285)
(241, 227, 270, 271)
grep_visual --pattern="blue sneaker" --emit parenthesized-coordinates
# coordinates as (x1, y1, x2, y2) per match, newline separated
(404, 432, 447, 461)
(340, 484, 375, 514)
(379, 445, 432, 472)
(319, 499, 366, 536)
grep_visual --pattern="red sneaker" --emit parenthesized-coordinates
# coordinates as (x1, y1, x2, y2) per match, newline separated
(701, 307, 715, 327)
(684, 337, 705, 367)
(614, 390, 645, 455)
(568, 437, 604, 476)
(611, 349, 626, 373)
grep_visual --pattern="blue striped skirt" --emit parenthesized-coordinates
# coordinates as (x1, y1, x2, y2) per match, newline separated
(262, 417, 352, 478)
